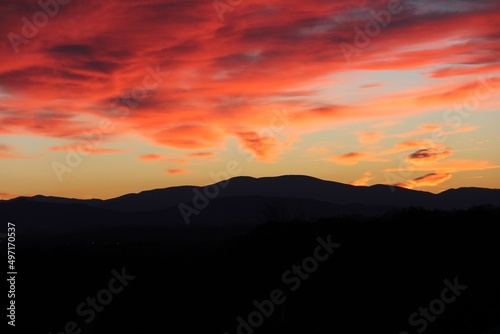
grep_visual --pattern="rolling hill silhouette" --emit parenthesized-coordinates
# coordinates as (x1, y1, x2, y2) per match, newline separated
(6, 175, 500, 212)
(1, 175, 499, 238)
(3, 175, 500, 334)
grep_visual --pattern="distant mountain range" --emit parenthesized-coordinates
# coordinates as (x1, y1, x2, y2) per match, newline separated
(1, 175, 499, 237)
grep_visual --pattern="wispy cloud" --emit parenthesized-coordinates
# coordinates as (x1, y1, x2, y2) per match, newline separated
(394, 172, 452, 189)
(350, 171, 374, 186)
(357, 131, 384, 144)
(166, 169, 191, 175)
(138, 154, 163, 162)
(186, 152, 216, 158)
(49, 146, 128, 155)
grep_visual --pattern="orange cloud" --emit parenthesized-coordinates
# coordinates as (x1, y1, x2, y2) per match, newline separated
(306, 146, 330, 155)
(380, 140, 439, 156)
(235, 131, 283, 162)
(328, 139, 442, 166)
(49, 146, 128, 155)
(360, 83, 384, 89)
(186, 152, 216, 158)
(166, 169, 191, 175)
(394, 124, 478, 139)
(326, 152, 372, 165)
(371, 120, 401, 129)
(357, 131, 384, 144)
(0, 0, 498, 150)
(443, 126, 478, 136)
(0, 144, 15, 160)
(0, 193, 17, 200)
(394, 173, 452, 189)
(394, 124, 442, 138)
(0, 144, 28, 160)
(385, 159, 500, 173)
(166, 158, 188, 165)
(90, 148, 129, 154)
(154, 125, 225, 150)
(138, 154, 163, 161)
(350, 171, 374, 186)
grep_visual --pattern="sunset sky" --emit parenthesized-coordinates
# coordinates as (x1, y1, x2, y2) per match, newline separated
(1, 0, 499, 200)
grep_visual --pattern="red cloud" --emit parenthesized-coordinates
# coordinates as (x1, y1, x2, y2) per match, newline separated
(235, 131, 281, 162)
(1, 0, 500, 166)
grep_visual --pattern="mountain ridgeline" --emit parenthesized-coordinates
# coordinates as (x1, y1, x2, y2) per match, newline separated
(1, 175, 499, 238)
(3, 175, 500, 334)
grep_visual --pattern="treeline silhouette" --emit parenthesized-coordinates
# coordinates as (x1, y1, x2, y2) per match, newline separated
(14, 206, 500, 334)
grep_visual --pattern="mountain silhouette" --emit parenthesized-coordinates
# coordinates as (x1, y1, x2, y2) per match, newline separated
(1, 175, 499, 238)
(5, 175, 500, 212)
(3, 175, 500, 334)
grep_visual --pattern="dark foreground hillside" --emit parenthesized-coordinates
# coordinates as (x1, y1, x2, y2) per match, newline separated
(10, 206, 500, 334)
